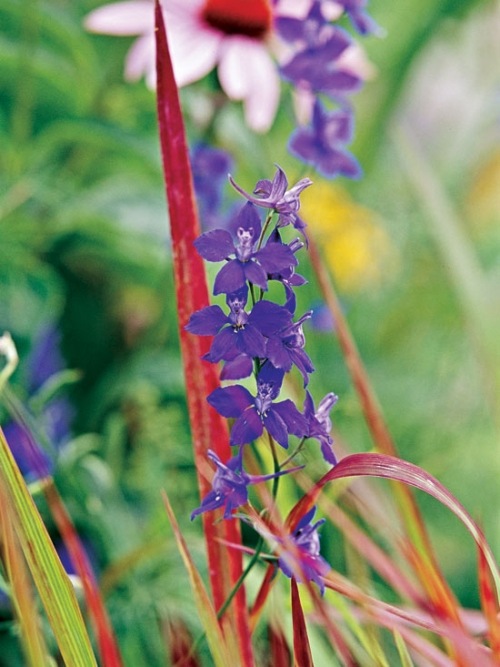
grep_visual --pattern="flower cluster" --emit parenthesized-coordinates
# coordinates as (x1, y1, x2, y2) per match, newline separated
(85, 0, 377, 168)
(187, 166, 338, 591)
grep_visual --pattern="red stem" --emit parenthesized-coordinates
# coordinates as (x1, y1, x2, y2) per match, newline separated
(154, 3, 253, 663)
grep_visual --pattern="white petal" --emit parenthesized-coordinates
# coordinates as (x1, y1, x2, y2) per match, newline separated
(84, 1, 154, 35)
(164, 13, 222, 86)
(218, 39, 280, 133)
(124, 33, 155, 84)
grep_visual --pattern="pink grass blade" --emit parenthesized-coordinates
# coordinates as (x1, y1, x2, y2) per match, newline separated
(291, 578, 314, 667)
(0, 482, 50, 667)
(308, 238, 461, 619)
(289, 452, 500, 620)
(43, 482, 123, 667)
(154, 2, 252, 662)
(478, 546, 500, 660)
(161, 490, 233, 667)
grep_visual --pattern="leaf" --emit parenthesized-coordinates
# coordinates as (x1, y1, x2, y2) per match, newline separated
(161, 490, 232, 667)
(0, 427, 98, 667)
(289, 452, 500, 603)
(154, 2, 253, 663)
(291, 578, 314, 667)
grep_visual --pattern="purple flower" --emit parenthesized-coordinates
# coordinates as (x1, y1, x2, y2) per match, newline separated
(278, 506, 330, 595)
(304, 390, 338, 465)
(266, 230, 307, 312)
(191, 449, 302, 520)
(191, 143, 233, 231)
(266, 312, 315, 386)
(186, 286, 293, 379)
(229, 166, 312, 235)
(335, 0, 381, 36)
(207, 364, 307, 448)
(289, 99, 362, 179)
(194, 202, 297, 294)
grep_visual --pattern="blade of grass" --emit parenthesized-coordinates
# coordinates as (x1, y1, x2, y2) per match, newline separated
(308, 238, 463, 625)
(154, 3, 252, 663)
(291, 579, 314, 667)
(0, 426, 98, 667)
(161, 490, 233, 667)
(0, 482, 50, 667)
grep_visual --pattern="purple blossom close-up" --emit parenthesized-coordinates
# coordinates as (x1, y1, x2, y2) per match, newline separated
(190, 143, 233, 230)
(191, 449, 302, 520)
(229, 166, 313, 235)
(207, 363, 307, 448)
(304, 390, 339, 465)
(278, 506, 331, 595)
(194, 202, 298, 294)
(266, 311, 315, 386)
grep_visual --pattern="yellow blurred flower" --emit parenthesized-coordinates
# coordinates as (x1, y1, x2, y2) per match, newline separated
(301, 180, 398, 293)
(466, 150, 500, 231)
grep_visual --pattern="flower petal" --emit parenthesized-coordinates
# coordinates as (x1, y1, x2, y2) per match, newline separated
(243, 260, 268, 291)
(263, 410, 289, 448)
(214, 260, 247, 294)
(185, 305, 227, 335)
(230, 408, 263, 445)
(84, 1, 154, 35)
(194, 229, 234, 261)
(207, 385, 253, 418)
(248, 300, 292, 336)
(220, 354, 254, 380)
(273, 399, 308, 438)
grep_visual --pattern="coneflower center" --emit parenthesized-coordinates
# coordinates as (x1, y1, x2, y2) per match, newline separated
(201, 0, 272, 39)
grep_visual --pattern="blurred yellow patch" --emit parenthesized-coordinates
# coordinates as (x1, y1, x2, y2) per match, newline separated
(301, 181, 398, 293)
(466, 150, 500, 230)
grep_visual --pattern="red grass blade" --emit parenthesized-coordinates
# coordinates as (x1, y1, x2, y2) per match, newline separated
(268, 622, 292, 667)
(291, 579, 314, 667)
(44, 482, 123, 667)
(289, 453, 500, 605)
(154, 3, 252, 662)
(478, 546, 500, 660)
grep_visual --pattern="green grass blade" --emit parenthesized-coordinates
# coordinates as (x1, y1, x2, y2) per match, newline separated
(0, 427, 98, 667)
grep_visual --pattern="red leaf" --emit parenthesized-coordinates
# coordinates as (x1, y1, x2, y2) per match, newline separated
(154, 3, 252, 663)
(291, 579, 314, 667)
(478, 546, 500, 659)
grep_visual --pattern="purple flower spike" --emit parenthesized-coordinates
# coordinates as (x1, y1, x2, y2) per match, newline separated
(207, 364, 308, 448)
(267, 230, 307, 312)
(230, 166, 312, 234)
(191, 449, 303, 520)
(289, 99, 362, 179)
(278, 506, 331, 595)
(304, 390, 339, 465)
(266, 312, 315, 386)
(186, 286, 293, 379)
(195, 202, 298, 295)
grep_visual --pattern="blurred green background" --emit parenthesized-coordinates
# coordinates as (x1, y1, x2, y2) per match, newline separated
(1, 0, 499, 663)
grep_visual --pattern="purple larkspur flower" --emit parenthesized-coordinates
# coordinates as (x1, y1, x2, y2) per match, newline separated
(207, 363, 307, 448)
(194, 202, 297, 294)
(278, 3, 360, 98)
(304, 390, 338, 465)
(278, 506, 330, 595)
(186, 285, 293, 380)
(266, 230, 307, 312)
(289, 98, 361, 179)
(335, 0, 381, 35)
(266, 312, 315, 386)
(191, 143, 233, 230)
(191, 449, 302, 520)
(230, 166, 312, 235)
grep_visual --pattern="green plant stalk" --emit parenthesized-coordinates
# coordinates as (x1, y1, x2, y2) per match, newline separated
(0, 427, 97, 667)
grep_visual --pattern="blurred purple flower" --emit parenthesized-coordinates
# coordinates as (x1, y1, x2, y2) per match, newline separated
(310, 301, 335, 331)
(278, 3, 361, 98)
(289, 98, 362, 179)
(335, 0, 381, 36)
(194, 202, 297, 294)
(191, 449, 302, 519)
(191, 144, 233, 231)
(304, 390, 338, 464)
(278, 506, 330, 594)
(207, 363, 307, 448)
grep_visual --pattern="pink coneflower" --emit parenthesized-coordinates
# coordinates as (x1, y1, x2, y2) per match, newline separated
(85, 0, 300, 132)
